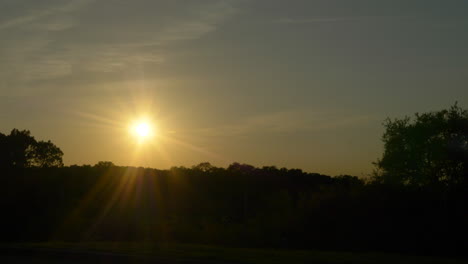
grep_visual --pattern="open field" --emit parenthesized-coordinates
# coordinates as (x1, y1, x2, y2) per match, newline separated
(1, 242, 466, 264)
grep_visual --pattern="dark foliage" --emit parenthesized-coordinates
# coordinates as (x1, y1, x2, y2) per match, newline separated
(0, 129, 63, 168)
(0, 164, 466, 256)
(375, 103, 468, 187)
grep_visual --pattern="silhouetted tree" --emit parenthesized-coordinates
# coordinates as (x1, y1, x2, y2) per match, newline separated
(94, 161, 115, 168)
(192, 162, 214, 172)
(374, 103, 468, 187)
(0, 129, 63, 168)
(29, 140, 64, 168)
(0, 129, 36, 168)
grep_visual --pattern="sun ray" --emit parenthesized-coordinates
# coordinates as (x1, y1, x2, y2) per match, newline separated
(74, 111, 127, 128)
(158, 134, 227, 162)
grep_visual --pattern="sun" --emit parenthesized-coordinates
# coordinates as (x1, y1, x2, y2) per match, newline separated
(135, 122, 150, 137)
(130, 120, 155, 141)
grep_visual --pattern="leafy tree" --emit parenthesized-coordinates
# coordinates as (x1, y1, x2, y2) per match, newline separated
(29, 140, 64, 168)
(375, 103, 468, 187)
(0, 129, 63, 168)
(0, 129, 36, 168)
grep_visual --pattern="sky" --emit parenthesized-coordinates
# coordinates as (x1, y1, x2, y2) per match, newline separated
(0, 0, 467, 176)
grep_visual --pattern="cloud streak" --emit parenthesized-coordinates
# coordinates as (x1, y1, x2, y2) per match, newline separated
(0, 0, 240, 92)
(196, 109, 377, 137)
(274, 15, 413, 25)
(0, 0, 93, 31)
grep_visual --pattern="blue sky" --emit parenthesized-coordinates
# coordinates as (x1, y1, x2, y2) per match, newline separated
(1, 0, 467, 176)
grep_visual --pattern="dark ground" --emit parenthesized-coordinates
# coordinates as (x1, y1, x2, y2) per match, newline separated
(1, 243, 466, 264)
(0, 247, 235, 264)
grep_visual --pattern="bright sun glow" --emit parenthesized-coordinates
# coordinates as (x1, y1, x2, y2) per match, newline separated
(131, 120, 155, 142)
(135, 122, 150, 137)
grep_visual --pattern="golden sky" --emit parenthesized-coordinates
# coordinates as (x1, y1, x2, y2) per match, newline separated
(1, 0, 467, 176)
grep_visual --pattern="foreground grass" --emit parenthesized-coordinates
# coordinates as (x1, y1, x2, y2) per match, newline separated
(4, 242, 466, 264)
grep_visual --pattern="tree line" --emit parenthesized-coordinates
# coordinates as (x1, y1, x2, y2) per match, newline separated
(0, 104, 466, 256)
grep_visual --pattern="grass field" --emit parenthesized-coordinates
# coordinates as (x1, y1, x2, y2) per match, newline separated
(2, 242, 465, 264)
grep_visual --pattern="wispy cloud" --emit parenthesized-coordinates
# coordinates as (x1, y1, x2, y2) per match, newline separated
(0, 0, 239, 91)
(156, 1, 238, 43)
(275, 17, 357, 24)
(196, 109, 377, 137)
(0, 0, 93, 31)
(274, 15, 413, 25)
